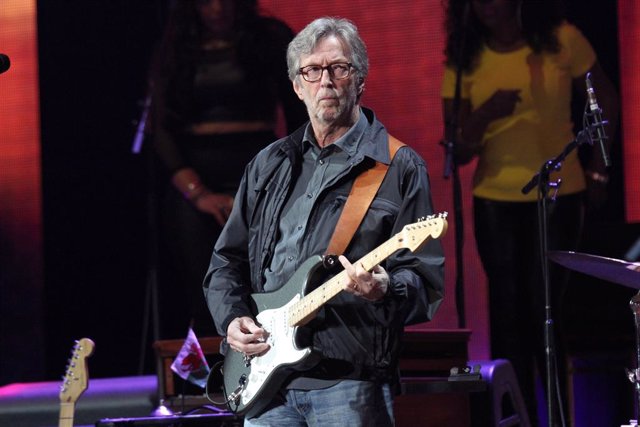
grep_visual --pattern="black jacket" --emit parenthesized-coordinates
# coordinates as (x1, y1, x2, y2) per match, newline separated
(203, 107, 444, 383)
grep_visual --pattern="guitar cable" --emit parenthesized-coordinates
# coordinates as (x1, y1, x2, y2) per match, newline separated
(205, 360, 243, 408)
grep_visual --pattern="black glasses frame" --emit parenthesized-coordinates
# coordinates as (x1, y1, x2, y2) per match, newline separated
(297, 62, 354, 82)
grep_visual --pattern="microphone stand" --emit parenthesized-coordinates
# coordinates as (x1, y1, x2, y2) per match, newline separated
(440, 1, 470, 329)
(628, 294, 640, 426)
(522, 125, 594, 427)
(441, 99, 466, 328)
(131, 90, 161, 374)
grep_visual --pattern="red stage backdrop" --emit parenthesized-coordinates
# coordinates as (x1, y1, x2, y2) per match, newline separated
(259, 1, 490, 359)
(0, 0, 44, 379)
(618, 0, 640, 223)
(4, 1, 636, 371)
(0, 5, 42, 301)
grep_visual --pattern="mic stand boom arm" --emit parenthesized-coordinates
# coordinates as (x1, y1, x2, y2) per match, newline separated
(521, 126, 593, 196)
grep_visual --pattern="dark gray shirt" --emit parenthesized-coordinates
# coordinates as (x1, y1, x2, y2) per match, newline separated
(263, 110, 368, 292)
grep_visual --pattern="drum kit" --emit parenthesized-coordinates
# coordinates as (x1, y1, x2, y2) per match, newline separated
(548, 250, 640, 426)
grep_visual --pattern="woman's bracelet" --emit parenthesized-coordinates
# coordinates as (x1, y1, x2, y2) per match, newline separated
(183, 180, 208, 202)
(585, 170, 609, 185)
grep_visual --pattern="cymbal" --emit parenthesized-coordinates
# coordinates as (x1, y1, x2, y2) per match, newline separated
(548, 250, 640, 290)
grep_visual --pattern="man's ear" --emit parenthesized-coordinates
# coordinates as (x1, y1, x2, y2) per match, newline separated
(357, 79, 365, 96)
(293, 79, 304, 100)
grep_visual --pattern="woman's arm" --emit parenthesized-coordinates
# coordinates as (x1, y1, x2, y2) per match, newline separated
(442, 89, 521, 165)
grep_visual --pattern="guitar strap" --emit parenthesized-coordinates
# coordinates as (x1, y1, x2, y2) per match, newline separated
(325, 135, 405, 256)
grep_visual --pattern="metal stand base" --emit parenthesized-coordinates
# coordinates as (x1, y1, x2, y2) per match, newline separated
(627, 292, 640, 426)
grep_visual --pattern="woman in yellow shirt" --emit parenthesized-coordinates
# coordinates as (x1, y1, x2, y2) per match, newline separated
(441, 0, 618, 425)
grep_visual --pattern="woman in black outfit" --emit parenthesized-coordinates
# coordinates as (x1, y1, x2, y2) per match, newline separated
(149, 0, 307, 339)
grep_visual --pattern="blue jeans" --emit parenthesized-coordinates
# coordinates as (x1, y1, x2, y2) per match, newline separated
(243, 380, 395, 426)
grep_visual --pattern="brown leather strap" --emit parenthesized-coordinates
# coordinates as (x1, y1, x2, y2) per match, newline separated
(325, 135, 405, 256)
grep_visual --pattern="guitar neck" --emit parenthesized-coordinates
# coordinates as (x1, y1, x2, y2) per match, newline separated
(58, 402, 75, 427)
(288, 232, 402, 327)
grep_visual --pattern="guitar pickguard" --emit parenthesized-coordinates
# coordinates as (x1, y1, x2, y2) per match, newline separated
(223, 256, 325, 417)
(241, 295, 311, 405)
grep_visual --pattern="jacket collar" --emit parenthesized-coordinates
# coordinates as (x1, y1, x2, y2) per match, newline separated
(280, 106, 391, 165)
(358, 107, 392, 165)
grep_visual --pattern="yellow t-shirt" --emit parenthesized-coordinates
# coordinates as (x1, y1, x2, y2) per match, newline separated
(441, 22, 596, 201)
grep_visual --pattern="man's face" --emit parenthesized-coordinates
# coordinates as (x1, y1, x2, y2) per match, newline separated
(293, 35, 362, 126)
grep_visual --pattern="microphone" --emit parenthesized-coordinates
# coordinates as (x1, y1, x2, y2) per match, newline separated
(585, 72, 611, 167)
(0, 54, 10, 74)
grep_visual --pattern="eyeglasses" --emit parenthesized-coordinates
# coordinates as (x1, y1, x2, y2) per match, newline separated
(297, 62, 354, 82)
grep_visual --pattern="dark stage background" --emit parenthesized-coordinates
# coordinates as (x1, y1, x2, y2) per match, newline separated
(1, 0, 639, 424)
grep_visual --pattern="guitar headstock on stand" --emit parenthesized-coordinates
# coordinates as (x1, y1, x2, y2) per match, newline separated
(59, 338, 95, 427)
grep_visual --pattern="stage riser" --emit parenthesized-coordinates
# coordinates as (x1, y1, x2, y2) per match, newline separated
(0, 376, 157, 427)
(1, 356, 632, 426)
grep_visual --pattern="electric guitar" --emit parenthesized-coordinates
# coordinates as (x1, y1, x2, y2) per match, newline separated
(222, 213, 448, 417)
(59, 338, 95, 427)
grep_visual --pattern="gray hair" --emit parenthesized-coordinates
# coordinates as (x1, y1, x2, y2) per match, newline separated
(286, 17, 369, 83)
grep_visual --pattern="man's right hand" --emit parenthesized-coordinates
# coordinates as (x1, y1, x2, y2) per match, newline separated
(226, 316, 270, 357)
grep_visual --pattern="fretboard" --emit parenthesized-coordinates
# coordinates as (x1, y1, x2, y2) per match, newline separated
(287, 231, 405, 326)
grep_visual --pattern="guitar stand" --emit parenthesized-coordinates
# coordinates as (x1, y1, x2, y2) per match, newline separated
(624, 291, 640, 426)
